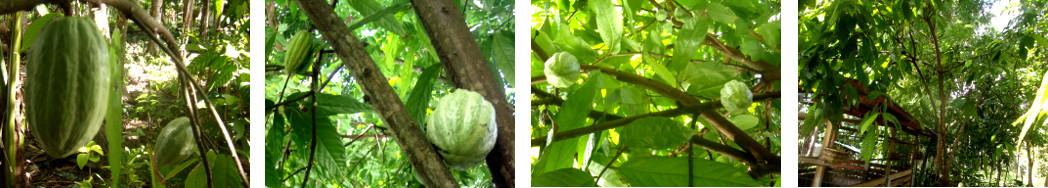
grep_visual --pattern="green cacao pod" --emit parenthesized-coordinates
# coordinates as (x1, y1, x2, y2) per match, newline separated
(720, 80, 752, 114)
(154, 117, 198, 166)
(284, 30, 313, 75)
(26, 17, 111, 158)
(425, 90, 497, 170)
(544, 52, 580, 88)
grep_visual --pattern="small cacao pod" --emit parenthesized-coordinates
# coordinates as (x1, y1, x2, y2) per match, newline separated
(284, 30, 313, 75)
(544, 52, 580, 88)
(720, 80, 752, 114)
(155, 117, 198, 166)
(425, 90, 497, 170)
(26, 17, 111, 158)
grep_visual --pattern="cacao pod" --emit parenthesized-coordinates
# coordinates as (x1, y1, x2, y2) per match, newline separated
(425, 90, 497, 170)
(26, 17, 111, 158)
(720, 80, 752, 114)
(284, 30, 313, 75)
(155, 117, 198, 166)
(544, 52, 580, 88)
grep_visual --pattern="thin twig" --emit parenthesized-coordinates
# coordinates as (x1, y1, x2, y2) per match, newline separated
(687, 113, 698, 187)
(181, 76, 213, 188)
(594, 147, 626, 186)
(300, 51, 322, 188)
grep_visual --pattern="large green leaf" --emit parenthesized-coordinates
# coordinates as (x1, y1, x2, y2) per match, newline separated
(344, 0, 406, 34)
(670, 16, 708, 70)
(535, 80, 598, 174)
(1014, 70, 1048, 146)
(860, 126, 879, 162)
(618, 117, 696, 149)
(679, 62, 736, 98)
(858, 112, 880, 134)
(705, 2, 737, 25)
(404, 64, 441, 124)
(493, 31, 516, 87)
(21, 13, 61, 52)
(591, 0, 623, 54)
(619, 157, 760, 186)
(346, 3, 411, 31)
(533, 168, 597, 187)
(315, 93, 373, 116)
(729, 114, 760, 130)
(285, 105, 347, 180)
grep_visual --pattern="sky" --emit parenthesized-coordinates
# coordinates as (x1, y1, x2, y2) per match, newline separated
(989, 0, 1020, 31)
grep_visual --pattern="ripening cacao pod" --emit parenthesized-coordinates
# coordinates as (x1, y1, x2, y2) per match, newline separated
(26, 17, 111, 158)
(720, 80, 753, 114)
(284, 30, 313, 75)
(544, 52, 580, 88)
(155, 117, 198, 166)
(425, 90, 497, 170)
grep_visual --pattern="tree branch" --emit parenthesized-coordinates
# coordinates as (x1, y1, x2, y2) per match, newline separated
(292, 0, 458, 187)
(410, 0, 514, 186)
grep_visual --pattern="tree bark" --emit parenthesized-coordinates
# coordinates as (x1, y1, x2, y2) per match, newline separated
(148, 0, 161, 54)
(1027, 143, 1033, 187)
(291, 0, 459, 187)
(408, 0, 514, 186)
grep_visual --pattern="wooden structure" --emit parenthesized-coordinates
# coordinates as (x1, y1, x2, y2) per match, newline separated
(799, 79, 935, 187)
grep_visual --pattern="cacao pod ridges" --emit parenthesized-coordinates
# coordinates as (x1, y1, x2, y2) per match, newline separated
(424, 90, 498, 170)
(544, 52, 580, 88)
(720, 80, 753, 114)
(154, 117, 198, 166)
(26, 16, 111, 158)
(284, 30, 314, 76)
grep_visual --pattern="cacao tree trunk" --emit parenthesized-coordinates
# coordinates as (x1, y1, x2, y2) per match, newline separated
(148, 0, 161, 54)
(181, 0, 194, 43)
(1027, 143, 1033, 187)
(199, 0, 210, 40)
(292, 0, 459, 187)
(409, 0, 515, 186)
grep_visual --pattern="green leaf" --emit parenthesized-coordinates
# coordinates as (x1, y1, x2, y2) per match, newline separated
(492, 31, 516, 87)
(619, 157, 760, 186)
(285, 106, 346, 180)
(591, 0, 623, 54)
(619, 117, 696, 149)
(186, 163, 206, 188)
(679, 62, 736, 98)
(670, 16, 708, 70)
(315, 93, 373, 116)
(346, 3, 411, 31)
(77, 153, 88, 169)
(706, 2, 737, 25)
(619, 86, 649, 116)
(265, 112, 286, 187)
(21, 13, 62, 52)
(586, 153, 628, 186)
(105, 72, 124, 186)
(859, 112, 880, 134)
(646, 55, 679, 88)
(345, 0, 406, 35)
(756, 20, 780, 47)
(532, 168, 597, 187)
(860, 127, 879, 162)
(729, 114, 760, 130)
(800, 106, 822, 136)
(535, 80, 599, 174)
(404, 64, 441, 124)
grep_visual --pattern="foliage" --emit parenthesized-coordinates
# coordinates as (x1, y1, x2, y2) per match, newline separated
(530, 0, 782, 186)
(799, 0, 1048, 186)
(264, 0, 514, 186)
(0, 0, 252, 187)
